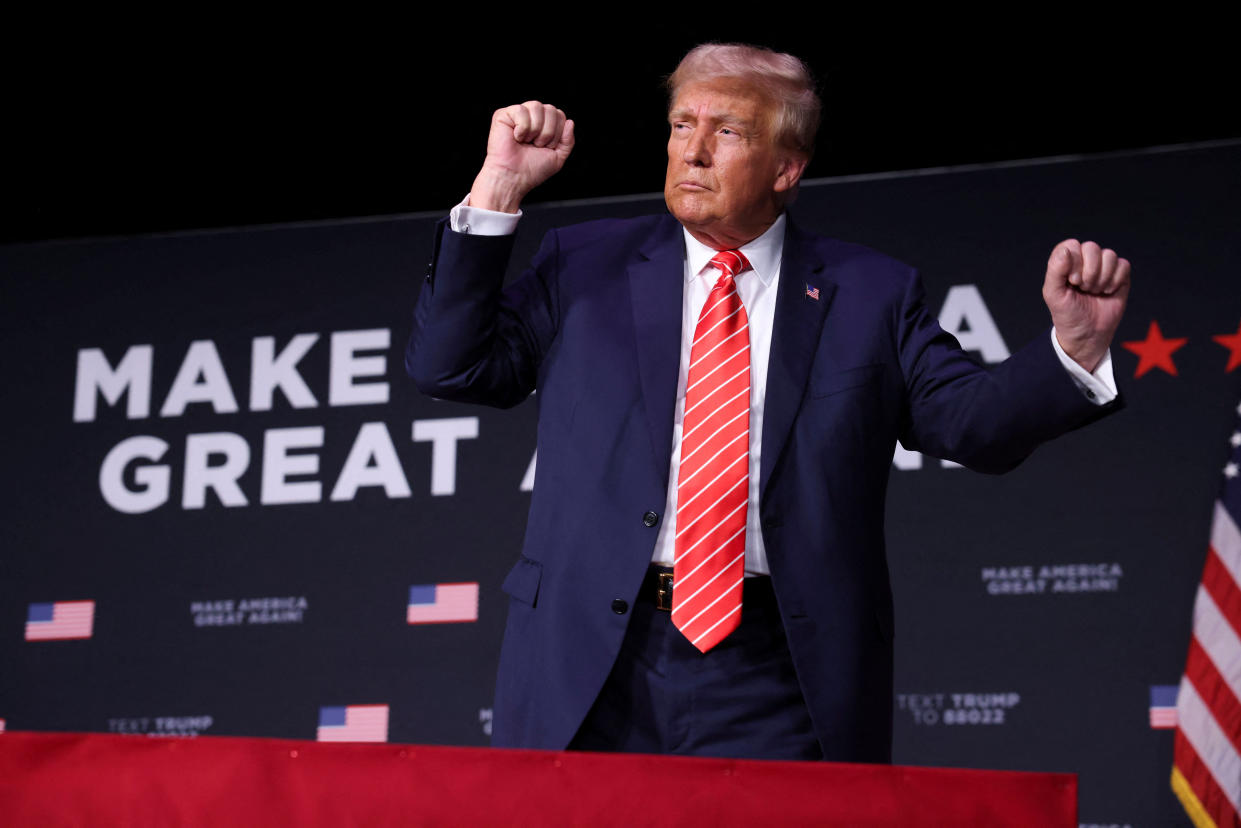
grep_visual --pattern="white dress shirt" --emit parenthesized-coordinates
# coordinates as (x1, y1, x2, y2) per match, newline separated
(649, 217, 784, 574)
(448, 198, 1117, 575)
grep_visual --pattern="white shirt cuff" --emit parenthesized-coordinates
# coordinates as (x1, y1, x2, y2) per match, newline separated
(448, 194, 521, 236)
(1050, 328, 1117, 405)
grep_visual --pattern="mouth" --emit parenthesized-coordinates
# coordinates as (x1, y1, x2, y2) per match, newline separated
(675, 181, 710, 191)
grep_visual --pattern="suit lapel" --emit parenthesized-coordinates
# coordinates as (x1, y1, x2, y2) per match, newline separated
(760, 218, 836, 499)
(628, 215, 686, 478)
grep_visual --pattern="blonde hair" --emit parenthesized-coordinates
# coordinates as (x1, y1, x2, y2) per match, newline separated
(666, 43, 821, 156)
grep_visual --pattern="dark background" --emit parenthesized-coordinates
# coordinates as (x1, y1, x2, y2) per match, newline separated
(6, 21, 1237, 243)
(4, 20, 1240, 825)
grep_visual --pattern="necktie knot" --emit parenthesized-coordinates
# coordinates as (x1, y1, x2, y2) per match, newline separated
(708, 249, 751, 280)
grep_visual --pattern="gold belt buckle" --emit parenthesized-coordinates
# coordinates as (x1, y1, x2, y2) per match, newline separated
(656, 572, 674, 611)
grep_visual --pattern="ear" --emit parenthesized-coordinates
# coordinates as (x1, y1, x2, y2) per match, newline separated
(773, 152, 809, 194)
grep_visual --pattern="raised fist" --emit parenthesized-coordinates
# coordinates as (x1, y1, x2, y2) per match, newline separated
(469, 101, 575, 214)
(1043, 239, 1131, 373)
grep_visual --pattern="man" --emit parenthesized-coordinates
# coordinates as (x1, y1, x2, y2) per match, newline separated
(407, 43, 1129, 762)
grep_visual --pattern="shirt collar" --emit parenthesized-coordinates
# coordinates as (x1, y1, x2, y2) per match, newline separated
(682, 213, 786, 287)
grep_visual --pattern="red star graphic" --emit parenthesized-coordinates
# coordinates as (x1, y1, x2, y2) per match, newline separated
(1212, 320, 1241, 372)
(1121, 321, 1188, 378)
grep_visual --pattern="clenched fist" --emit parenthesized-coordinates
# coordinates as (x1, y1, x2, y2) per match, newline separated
(469, 101, 575, 214)
(1043, 239, 1131, 373)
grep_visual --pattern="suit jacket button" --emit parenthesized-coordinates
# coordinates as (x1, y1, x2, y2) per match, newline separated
(642, 511, 659, 527)
(611, 599, 629, 615)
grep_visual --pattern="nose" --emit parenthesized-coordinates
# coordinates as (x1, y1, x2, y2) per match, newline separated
(683, 129, 711, 167)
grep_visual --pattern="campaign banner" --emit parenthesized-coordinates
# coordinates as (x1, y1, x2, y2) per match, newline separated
(1, 142, 1237, 823)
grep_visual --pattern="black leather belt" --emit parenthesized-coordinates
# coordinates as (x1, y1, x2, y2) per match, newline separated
(639, 565, 776, 612)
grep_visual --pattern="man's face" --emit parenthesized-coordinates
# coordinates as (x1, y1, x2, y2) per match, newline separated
(664, 79, 806, 250)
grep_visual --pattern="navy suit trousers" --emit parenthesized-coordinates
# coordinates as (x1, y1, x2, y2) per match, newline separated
(569, 568, 823, 760)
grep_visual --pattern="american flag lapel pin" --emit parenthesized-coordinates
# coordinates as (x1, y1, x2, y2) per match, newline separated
(805, 283, 820, 301)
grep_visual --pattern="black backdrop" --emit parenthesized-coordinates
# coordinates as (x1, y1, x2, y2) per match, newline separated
(3, 141, 1239, 825)
(7, 22, 1239, 245)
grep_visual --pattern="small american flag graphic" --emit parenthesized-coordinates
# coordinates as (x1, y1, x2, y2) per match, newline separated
(407, 583, 479, 624)
(25, 601, 95, 641)
(805, 283, 820, 301)
(1150, 684, 1179, 729)
(316, 704, 389, 742)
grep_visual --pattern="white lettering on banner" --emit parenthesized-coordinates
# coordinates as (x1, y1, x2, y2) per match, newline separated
(94, 418, 483, 513)
(521, 452, 537, 492)
(160, 341, 239, 417)
(892, 443, 963, 470)
(74, 328, 391, 421)
(74, 345, 153, 422)
(250, 334, 320, 411)
(99, 436, 171, 513)
(892, 285, 1007, 471)
(108, 715, 214, 737)
(261, 427, 324, 505)
(412, 417, 480, 496)
(330, 330, 390, 406)
(896, 693, 946, 726)
(183, 433, 250, 508)
(893, 443, 922, 470)
(74, 329, 500, 511)
(938, 284, 1011, 363)
(107, 717, 150, 733)
(981, 562, 1123, 596)
(478, 708, 494, 737)
(896, 691, 1021, 726)
(331, 422, 412, 501)
(191, 600, 235, 613)
(153, 716, 214, 735)
(192, 596, 309, 626)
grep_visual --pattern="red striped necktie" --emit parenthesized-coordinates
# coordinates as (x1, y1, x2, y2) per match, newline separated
(672, 249, 752, 653)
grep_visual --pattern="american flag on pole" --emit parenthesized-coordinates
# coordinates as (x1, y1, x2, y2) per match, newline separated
(407, 582, 478, 624)
(1172, 400, 1241, 827)
(25, 601, 95, 641)
(316, 704, 389, 742)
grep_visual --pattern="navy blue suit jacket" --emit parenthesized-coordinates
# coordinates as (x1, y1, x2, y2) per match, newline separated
(407, 212, 1116, 762)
